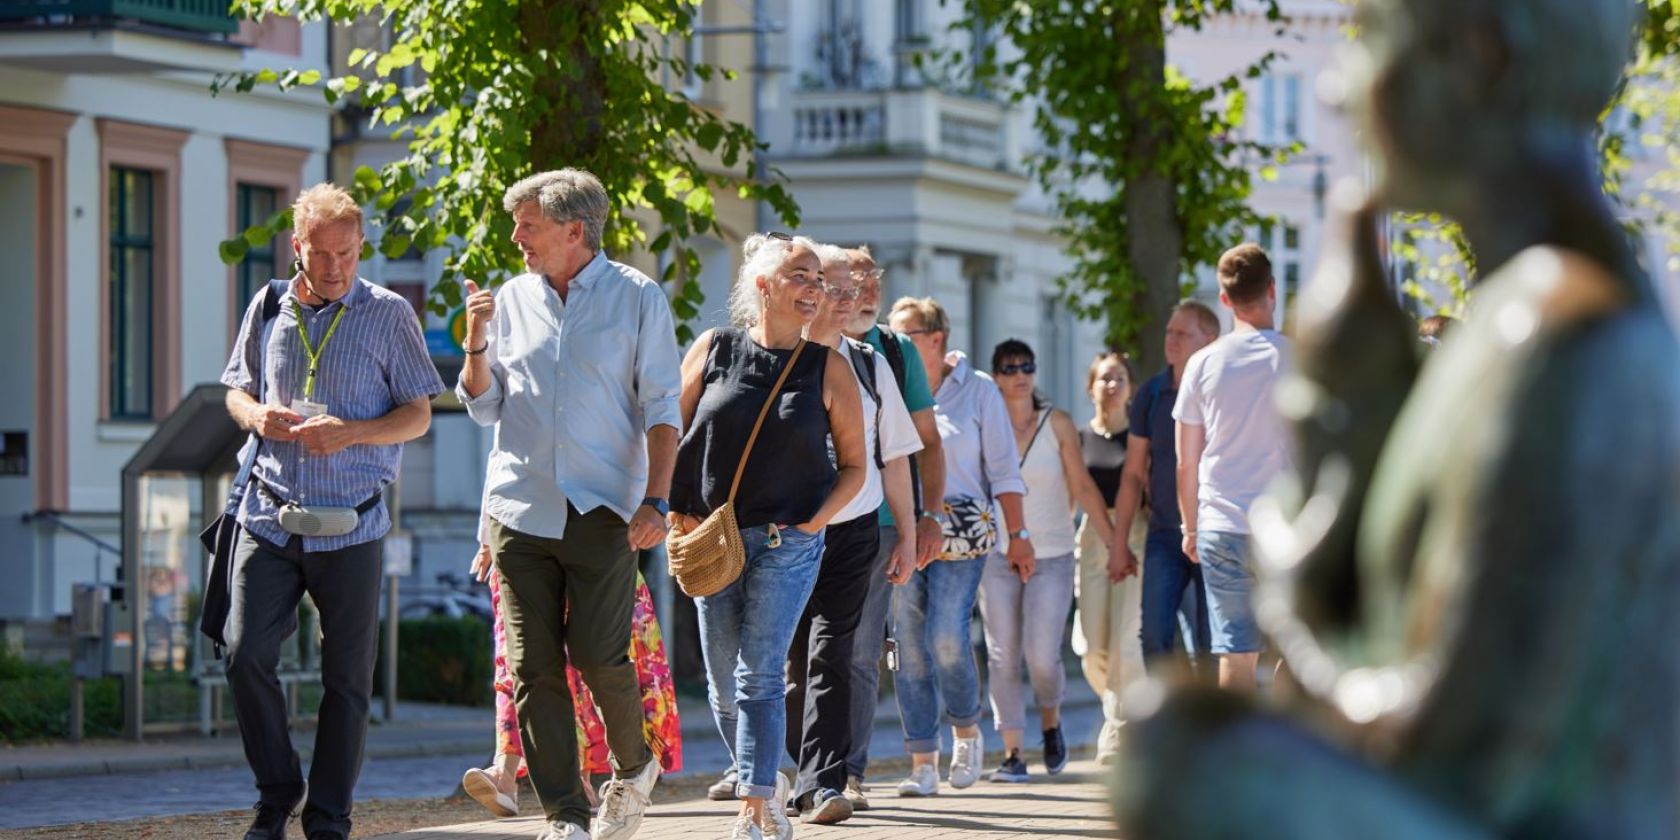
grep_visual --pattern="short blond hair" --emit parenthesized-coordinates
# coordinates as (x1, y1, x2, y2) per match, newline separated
(889, 296, 949, 335)
(292, 183, 363, 240)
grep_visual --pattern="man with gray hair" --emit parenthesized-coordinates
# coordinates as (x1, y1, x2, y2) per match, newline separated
(458, 168, 682, 840)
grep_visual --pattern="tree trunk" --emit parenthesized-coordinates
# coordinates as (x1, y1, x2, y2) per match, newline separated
(1116, 3, 1183, 379)
(522, 1, 608, 170)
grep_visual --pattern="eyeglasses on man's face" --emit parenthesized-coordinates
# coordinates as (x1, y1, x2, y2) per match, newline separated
(996, 361, 1037, 376)
(822, 283, 862, 301)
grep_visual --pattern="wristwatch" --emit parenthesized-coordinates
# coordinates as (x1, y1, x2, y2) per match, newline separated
(920, 510, 946, 524)
(641, 497, 670, 517)
(1012, 528, 1031, 540)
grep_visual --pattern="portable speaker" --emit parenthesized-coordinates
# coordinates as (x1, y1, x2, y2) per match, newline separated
(277, 504, 361, 537)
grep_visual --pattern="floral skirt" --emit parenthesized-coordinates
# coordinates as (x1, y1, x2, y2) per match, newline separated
(490, 568, 682, 775)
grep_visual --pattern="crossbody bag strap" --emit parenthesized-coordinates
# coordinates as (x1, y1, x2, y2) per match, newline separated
(228, 278, 290, 504)
(1020, 408, 1052, 468)
(726, 338, 807, 504)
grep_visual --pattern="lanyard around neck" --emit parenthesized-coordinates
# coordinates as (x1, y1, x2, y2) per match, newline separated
(292, 300, 346, 400)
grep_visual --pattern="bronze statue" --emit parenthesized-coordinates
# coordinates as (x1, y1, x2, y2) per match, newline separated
(1117, 0, 1680, 837)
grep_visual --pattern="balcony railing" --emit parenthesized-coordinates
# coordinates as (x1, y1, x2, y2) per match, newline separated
(0, 0, 238, 34)
(777, 87, 1018, 173)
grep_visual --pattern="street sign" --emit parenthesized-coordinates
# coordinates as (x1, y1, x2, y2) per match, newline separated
(384, 531, 414, 577)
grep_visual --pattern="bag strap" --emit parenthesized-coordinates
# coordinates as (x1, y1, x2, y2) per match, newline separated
(726, 338, 808, 504)
(845, 341, 886, 471)
(1019, 408, 1052, 468)
(229, 279, 289, 500)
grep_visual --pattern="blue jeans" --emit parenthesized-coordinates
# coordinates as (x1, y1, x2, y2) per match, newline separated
(1141, 527, 1212, 669)
(1197, 530, 1260, 654)
(845, 524, 898, 779)
(890, 555, 986, 754)
(698, 524, 826, 799)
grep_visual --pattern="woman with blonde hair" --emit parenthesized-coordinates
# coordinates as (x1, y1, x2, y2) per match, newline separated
(671, 232, 867, 840)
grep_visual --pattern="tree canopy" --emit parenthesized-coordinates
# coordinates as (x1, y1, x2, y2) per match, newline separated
(215, 0, 797, 341)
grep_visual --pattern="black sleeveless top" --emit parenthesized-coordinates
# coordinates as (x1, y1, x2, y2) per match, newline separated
(671, 328, 836, 528)
(1079, 426, 1128, 509)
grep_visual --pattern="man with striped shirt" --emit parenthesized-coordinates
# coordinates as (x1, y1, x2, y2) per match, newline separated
(221, 183, 444, 840)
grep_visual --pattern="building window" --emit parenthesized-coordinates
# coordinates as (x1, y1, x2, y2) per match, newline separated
(236, 183, 280, 316)
(681, 33, 703, 99)
(1258, 73, 1303, 143)
(1258, 220, 1303, 311)
(110, 167, 155, 421)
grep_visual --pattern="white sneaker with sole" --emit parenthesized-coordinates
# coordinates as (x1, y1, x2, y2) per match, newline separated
(538, 820, 590, 840)
(729, 810, 765, 840)
(590, 760, 659, 840)
(895, 763, 939, 797)
(759, 771, 794, 840)
(462, 767, 519, 818)
(949, 731, 983, 789)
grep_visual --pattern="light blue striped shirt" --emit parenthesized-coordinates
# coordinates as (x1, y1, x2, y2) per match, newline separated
(458, 252, 684, 539)
(935, 351, 1027, 503)
(222, 277, 445, 551)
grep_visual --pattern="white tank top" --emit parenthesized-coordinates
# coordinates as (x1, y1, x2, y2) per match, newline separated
(1018, 410, 1078, 557)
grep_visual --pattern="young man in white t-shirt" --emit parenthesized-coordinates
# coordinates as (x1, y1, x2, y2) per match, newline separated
(1172, 243, 1294, 690)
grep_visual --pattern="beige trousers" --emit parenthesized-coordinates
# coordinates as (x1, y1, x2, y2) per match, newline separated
(1071, 510, 1146, 760)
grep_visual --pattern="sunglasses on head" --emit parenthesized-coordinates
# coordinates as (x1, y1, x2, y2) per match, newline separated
(996, 362, 1037, 375)
(767, 231, 795, 242)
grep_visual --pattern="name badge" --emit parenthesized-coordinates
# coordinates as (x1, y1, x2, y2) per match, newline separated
(291, 398, 328, 419)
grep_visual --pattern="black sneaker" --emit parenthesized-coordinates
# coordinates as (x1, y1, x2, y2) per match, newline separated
(244, 801, 293, 840)
(991, 749, 1029, 783)
(1043, 726, 1068, 775)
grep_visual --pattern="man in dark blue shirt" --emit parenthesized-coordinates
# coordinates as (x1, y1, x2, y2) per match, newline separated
(1113, 301, 1220, 672)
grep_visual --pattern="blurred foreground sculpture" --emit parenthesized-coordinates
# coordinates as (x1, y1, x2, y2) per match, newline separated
(1116, 0, 1680, 837)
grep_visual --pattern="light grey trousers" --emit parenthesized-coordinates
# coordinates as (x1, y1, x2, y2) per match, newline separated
(978, 550, 1076, 733)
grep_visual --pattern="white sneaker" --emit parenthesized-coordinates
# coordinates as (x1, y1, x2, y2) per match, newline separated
(538, 820, 590, 840)
(949, 731, 983, 789)
(895, 763, 939, 797)
(590, 760, 659, 840)
(462, 766, 519, 818)
(843, 778, 869, 811)
(759, 771, 794, 840)
(729, 810, 766, 840)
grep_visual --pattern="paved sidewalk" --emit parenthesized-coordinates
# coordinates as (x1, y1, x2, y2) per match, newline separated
(372, 760, 1119, 839)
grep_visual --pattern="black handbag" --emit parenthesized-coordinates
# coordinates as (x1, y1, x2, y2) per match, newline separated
(198, 278, 285, 658)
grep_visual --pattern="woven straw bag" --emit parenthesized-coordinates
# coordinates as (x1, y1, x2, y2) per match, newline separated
(668, 339, 807, 598)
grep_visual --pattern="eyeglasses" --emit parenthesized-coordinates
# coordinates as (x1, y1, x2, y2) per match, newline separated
(822, 283, 862, 301)
(996, 362, 1037, 375)
(767, 231, 795, 242)
(899, 328, 938, 337)
(851, 268, 884, 283)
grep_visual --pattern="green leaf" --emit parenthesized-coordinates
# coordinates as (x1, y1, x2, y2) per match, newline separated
(219, 237, 248, 264)
(242, 225, 272, 248)
(299, 69, 321, 86)
(347, 47, 367, 66)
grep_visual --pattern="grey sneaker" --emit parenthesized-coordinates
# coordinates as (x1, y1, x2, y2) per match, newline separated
(895, 763, 939, 797)
(590, 761, 658, 840)
(760, 771, 794, 840)
(843, 778, 869, 811)
(949, 730, 983, 789)
(991, 749, 1029, 783)
(709, 767, 739, 801)
(803, 788, 853, 825)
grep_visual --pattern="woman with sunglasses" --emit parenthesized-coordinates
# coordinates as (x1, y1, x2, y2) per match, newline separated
(671, 232, 867, 840)
(979, 339, 1116, 783)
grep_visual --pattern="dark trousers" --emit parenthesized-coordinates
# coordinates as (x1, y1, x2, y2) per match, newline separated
(785, 515, 880, 803)
(1140, 526, 1213, 674)
(225, 530, 383, 840)
(489, 508, 651, 829)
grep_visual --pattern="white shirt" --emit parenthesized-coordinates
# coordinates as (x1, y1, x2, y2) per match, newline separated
(458, 252, 683, 539)
(832, 338, 924, 525)
(1172, 328, 1294, 535)
(935, 351, 1027, 504)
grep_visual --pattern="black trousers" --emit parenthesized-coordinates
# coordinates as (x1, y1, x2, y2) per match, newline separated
(224, 530, 383, 840)
(785, 514, 881, 803)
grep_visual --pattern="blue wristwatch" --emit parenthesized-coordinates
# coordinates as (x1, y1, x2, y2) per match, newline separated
(641, 497, 670, 517)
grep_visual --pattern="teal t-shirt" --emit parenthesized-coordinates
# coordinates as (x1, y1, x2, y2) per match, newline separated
(864, 325, 934, 526)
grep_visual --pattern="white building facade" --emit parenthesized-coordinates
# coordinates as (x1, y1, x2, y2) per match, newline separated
(0, 4, 332, 635)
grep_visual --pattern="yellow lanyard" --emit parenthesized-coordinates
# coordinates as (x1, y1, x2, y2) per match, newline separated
(292, 301, 346, 400)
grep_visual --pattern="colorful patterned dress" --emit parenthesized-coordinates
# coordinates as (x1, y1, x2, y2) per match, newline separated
(490, 569, 682, 775)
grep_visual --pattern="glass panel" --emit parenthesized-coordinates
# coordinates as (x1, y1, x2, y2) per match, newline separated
(1284, 75, 1301, 140)
(118, 246, 154, 418)
(122, 169, 153, 240)
(1284, 224, 1300, 250)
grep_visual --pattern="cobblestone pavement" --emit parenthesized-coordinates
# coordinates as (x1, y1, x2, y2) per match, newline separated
(372, 759, 1119, 840)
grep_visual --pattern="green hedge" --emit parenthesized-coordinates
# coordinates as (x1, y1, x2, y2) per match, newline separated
(374, 615, 494, 708)
(0, 649, 122, 743)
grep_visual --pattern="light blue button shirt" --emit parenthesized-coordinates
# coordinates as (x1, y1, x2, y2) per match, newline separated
(457, 252, 684, 539)
(934, 351, 1027, 503)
